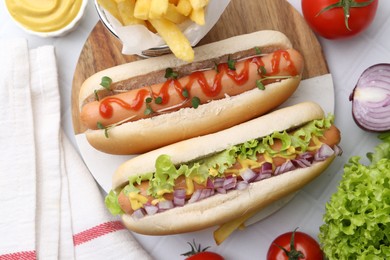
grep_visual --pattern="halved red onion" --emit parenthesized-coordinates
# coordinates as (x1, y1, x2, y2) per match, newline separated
(144, 205, 159, 215)
(241, 168, 257, 182)
(350, 63, 390, 132)
(314, 144, 334, 161)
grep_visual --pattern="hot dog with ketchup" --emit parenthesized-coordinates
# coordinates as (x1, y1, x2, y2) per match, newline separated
(78, 30, 304, 155)
(105, 102, 342, 235)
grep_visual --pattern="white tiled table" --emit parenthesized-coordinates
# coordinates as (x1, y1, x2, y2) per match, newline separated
(1, 1, 389, 259)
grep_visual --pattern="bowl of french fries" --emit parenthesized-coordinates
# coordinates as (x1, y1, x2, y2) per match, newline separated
(95, 0, 230, 62)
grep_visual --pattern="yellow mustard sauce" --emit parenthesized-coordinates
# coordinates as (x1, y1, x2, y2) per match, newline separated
(5, 0, 82, 32)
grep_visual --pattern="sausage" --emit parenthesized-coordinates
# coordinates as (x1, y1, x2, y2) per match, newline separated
(80, 49, 304, 130)
(116, 123, 340, 216)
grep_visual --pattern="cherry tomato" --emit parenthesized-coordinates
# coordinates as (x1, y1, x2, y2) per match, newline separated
(185, 251, 224, 260)
(267, 229, 323, 260)
(302, 0, 378, 39)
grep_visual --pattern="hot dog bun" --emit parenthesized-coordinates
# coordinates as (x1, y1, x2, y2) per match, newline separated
(112, 102, 339, 235)
(79, 30, 303, 155)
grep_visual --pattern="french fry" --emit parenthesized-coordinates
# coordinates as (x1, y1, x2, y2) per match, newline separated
(164, 4, 187, 24)
(117, 0, 146, 25)
(149, 18, 194, 62)
(149, 0, 169, 19)
(145, 20, 157, 33)
(176, 0, 192, 16)
(189, 0, 208, 9)
(98, 0, 123, 24)
(189, 7, 205, 25)
(134, 0, 152, 20)
(213, 211, 258, 245)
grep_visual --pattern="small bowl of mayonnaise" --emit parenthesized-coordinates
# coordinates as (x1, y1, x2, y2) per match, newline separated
(4, 0, 88, 37)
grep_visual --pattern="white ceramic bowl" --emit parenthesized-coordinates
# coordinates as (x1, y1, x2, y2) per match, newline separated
(4, 0, 88, 38)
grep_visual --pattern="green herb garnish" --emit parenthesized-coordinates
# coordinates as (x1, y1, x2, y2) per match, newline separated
(100, 76, 112, 90)
(255, 47, 261, 55)
(155, 96, 163, 104)
(227, 55, 236, 71)
(144, 104, 154, 115)
(256, 80, 265, 90)
(182, 88, 189, 98)
(191, 96, 201, 108)
(97, 122, 109, 138)
(258, 66, 267, 75)
(165, 68, 179, 79)
(94, 89, 100, 101)
(214, 61, 220, 73)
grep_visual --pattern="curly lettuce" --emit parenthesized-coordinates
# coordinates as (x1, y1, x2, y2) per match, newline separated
(319, 133, 390, 259)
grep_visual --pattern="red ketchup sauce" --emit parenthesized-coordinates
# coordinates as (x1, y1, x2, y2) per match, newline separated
(99, 50, 297, 119)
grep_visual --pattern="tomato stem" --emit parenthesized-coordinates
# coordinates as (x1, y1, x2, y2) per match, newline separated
(316, 0, 375, 31)
(273, 228, 305, 260)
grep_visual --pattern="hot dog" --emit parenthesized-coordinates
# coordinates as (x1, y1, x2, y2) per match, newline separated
(78, 30, 304, 155)
(105, 102, 342, 235)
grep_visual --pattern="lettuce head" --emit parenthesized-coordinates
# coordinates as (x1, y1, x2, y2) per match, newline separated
(319, 133, 390, 259)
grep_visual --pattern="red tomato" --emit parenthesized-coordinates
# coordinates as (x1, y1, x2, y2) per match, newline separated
(185, 251, 224, 260)
(267, 229, 323, 260)
(302, 0, 378, 39)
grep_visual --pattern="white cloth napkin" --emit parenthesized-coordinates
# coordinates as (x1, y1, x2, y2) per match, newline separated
(0, 39, 152, 260)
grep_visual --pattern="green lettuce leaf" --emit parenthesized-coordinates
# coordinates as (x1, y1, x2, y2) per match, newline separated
(367, 132, 390, 164)
(104, 190, 124, 216)
(319, 134, 390, 259)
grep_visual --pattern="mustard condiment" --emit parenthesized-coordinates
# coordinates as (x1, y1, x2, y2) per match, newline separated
(5, 0, 83, 32)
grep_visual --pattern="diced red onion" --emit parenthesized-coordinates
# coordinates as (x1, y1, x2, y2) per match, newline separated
(314, 144, 335, 161)
(275, 160, 296, 175)
(236, 181, 249, 190)
(253, 162, 273, 181)
(158, 200, 174, 210)
(261, 162, 273, 173)
(187, 188, 214, 203)
(213, 178, 225, 188)
(206, 178, 214, 189)
(350, 63, 390, 132)
(333, 144, 343, 156)
(298, 152, 314, 163)
(223, 176, 237, 190)
(132, 209, 145, 219)
(241, 168, 257, 182)
(291, 158, 311, 168)
(173, 189, 186, 207)
(216, 188, 227, 194)
(144, 205, 159, 215)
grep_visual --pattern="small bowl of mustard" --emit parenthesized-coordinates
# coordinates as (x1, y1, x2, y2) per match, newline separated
(4, 0, 88, 38)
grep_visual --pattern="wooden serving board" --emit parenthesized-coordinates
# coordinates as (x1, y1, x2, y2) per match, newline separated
(71, 0, 328, 134)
